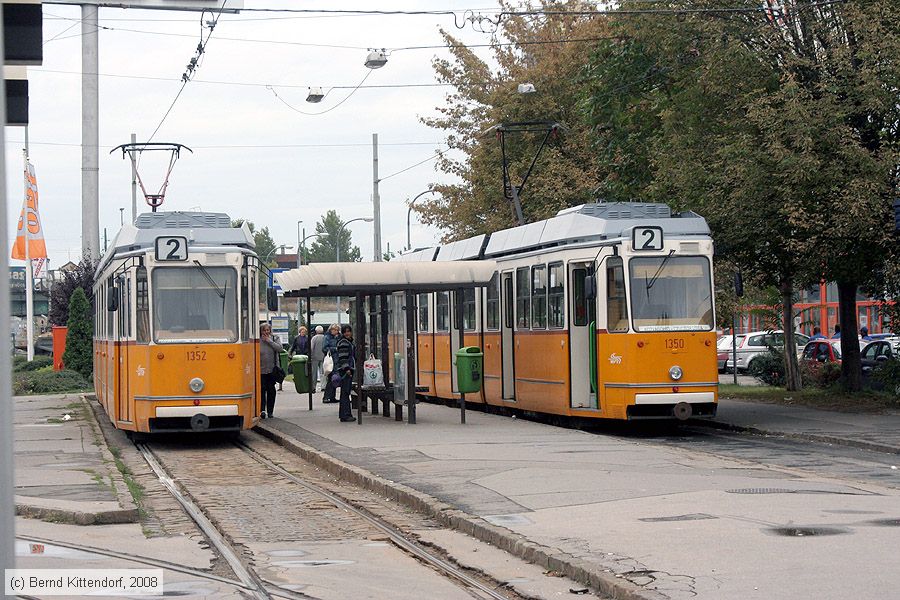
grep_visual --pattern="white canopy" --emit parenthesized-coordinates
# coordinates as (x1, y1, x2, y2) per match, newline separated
(275, 260, 498, 296)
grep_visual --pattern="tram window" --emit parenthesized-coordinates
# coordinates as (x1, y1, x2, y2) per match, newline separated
(573, 269, 587, 327)
(516, 267, 530, 329)
(136, 267, 150, 343)
(452, 289, 476, 331)
(629, 256, 712, 332)
(436, 292, 450, 331)
(117, 278, 125, 338)
(107, 277, 115, 338)
(532, 265, 547, 329)
(486, 273, 500, 331)
(548, 263, 565, 329)
(152, 267, 238, 343)
(504, 276, 514, 329)
(607, 258, 628, 332)
(417, 293, 429, 332)
(240, 267, 250, 341)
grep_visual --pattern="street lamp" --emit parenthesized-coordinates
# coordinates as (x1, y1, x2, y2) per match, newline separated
(364, 49, 388, 69)
(407, 189, 439, 250)
(263, 244, 293, 323)
(335, 217, 373, 324)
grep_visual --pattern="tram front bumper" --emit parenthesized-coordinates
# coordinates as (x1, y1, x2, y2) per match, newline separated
(627, 392, 717, 420)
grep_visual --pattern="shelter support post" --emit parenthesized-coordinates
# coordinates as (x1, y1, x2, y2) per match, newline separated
(405, 291, 417, 424)
(380, 294, 390, 417)
(368, 296, 378, 414)
(307, 295, 313, 411)
(457, 288, 466, 424)
(356, 293, 365, 424)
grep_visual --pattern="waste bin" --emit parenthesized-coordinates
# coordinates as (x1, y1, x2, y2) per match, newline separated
(279, 351, 289, 374)
(454, 347, 483, 394)
(290, 355, 310, 393)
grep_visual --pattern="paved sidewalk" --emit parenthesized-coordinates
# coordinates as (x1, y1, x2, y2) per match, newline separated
(701, 397, 900, 454)
(263, 389, 900, 600)
(14, 393, 138, 524)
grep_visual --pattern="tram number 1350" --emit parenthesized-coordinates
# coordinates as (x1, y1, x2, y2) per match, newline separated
(665, 338, 685, 350)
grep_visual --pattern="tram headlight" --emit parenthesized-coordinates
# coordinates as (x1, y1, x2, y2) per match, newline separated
(669, 365, 683, 381)
(189, 377, 205, 393)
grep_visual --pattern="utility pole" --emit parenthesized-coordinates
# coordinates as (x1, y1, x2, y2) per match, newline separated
(372, 133, 382, 262)
(82, 4, 100, 262)
(1, 9, 17, 575)
(130, 132, 137, 223)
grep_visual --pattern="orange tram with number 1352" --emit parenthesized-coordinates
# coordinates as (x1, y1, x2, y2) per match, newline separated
(92, 212, 262, 434)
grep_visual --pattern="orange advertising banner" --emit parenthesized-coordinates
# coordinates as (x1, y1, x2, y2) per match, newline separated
(11, 160, 47, 260)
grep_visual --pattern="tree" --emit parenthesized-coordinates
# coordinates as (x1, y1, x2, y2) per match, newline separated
(305, 211, 362, 263)
(232, 219, 277, 266)
(49, 255, 95, 327)
(62, 287, 92, 379)
(580, 0, 899, 391)
(419, 0, 610, 240)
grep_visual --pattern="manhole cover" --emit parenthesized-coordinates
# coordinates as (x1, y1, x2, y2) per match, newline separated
(767, 527, 849, 537)
(639, 513, 717, 522)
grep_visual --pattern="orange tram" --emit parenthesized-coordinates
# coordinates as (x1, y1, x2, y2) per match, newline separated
(92, 212, 262, 433)
(395, 202, 718, 421)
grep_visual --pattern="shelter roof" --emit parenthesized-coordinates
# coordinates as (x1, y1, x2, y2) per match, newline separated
(275, 260, 497, 297)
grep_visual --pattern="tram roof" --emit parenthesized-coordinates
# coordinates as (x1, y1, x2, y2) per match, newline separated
(275, 260, 498, 297)
(96, 211, 254, 274)
(396, 202, 710, 262)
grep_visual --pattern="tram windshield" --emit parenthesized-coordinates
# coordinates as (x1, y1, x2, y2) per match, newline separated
(628, 256, 713, 332)
(152, 266, 238, 343)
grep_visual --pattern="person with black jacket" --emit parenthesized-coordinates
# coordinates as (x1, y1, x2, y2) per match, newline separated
(258, 323, 283, 418)
(289, 326, 309, 357)
(335, 324, 356, 422)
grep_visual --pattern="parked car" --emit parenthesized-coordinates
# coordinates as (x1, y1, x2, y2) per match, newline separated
(717, 335, 743, 373)
(723, 330, 810, 373)
(800, 339, 842, 364)
(860, 338, 899, 386)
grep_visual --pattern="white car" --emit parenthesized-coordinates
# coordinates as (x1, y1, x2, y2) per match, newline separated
(722, 330, 810, 373)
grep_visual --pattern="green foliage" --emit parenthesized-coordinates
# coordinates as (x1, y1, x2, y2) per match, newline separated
(872, 361, 900, 399)
(62, 288, 93, 380)
(13, 369, 90, 396)
(748, 350, 786, 387)
(305, 210, 362, 263)
(49, 255, 95, 327)
(13, 355, 54, 372)
(800, 361, 843, 389)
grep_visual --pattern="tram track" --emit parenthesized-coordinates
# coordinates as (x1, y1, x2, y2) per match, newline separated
(136, 437, 514, 600)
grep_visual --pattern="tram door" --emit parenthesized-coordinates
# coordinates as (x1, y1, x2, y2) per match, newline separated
(501, 271, 516, 400)
(569, 263, 597, 409)
(116, 277, 131, 423)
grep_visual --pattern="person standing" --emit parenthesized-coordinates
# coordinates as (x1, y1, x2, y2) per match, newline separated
(310, 325, 326, 391)
(832, 324, 842, 339)
(809, 326, 825, 340)
(259, 323, 282, 419)
(289, 326, 309, 357)
(335, 324, 356, 422)
(322, 323, 340, 403)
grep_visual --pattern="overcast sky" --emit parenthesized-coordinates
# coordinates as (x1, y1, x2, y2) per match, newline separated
(5, 1, 506, 269)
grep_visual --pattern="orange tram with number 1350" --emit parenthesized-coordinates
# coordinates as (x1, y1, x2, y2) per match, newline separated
(92, 212, 262, 434)
(395, 202, 719, 421)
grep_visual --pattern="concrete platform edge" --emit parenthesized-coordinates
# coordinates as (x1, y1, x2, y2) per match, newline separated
(690, 418, 900, 455)
(256, 422, 665, 600)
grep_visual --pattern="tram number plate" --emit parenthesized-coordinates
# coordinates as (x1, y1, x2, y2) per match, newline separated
(186, 350, 207, 361)
(665, 338, 685, 350)
(155, 236, 188, 261)
(632, 226, 664, 251)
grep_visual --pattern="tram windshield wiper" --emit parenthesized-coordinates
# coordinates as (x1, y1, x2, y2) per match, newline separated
(192, 260, 225, 299)
(646, 249, 676, 293)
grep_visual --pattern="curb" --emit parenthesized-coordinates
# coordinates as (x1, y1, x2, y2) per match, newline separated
(690, 418, 900, 455)
(15, 503, 138, 526)
(256, 422, 664, 600)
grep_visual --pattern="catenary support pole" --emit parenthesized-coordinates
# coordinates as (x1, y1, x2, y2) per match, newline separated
(130, 133, 137, 223)
(405, 291, 417, 424)
(0, 10, 16, 575)
(372, 133, 382, 262)
(82, 4, 100, 262)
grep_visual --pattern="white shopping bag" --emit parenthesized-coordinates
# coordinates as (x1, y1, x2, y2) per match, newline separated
(323, 352, 334, 376)
(364, 355, 384, 387)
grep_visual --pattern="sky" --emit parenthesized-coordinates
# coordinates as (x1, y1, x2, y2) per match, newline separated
(5, 1, 507, 270)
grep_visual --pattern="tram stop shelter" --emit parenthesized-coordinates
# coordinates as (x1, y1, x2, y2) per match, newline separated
(275, 260, 497, 425)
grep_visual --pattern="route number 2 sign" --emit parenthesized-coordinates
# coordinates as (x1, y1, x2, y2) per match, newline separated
(155, 236, 188, 261)
(632, 226, 664, 251)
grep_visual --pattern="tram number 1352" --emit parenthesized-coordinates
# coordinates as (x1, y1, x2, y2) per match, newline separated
(186, 350, 207, 361)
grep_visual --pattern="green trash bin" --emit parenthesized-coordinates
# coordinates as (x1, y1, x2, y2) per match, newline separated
(279, 351, 289, 376)
(290, 355, 310, 393)
(455, 347, 483, 394)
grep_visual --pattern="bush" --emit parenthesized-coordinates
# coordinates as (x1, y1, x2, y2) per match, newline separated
(13, 369, 90, 396)
(13, 355, 53, 373)
(873, 360, 900, 398)
(49, 255, 95, 327)
(801, 360, 843, 388)
(748, 350, 786, 387)
(63, 288, 93, 380)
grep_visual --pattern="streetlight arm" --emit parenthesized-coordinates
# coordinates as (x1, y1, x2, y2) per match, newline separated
(407, 190, 439, 250)
(335, 217, 373, 263)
